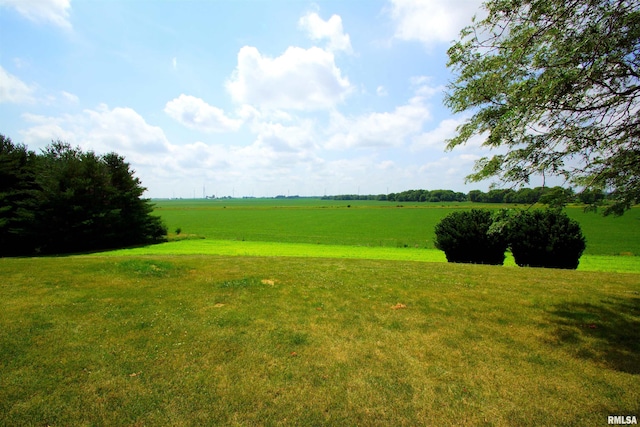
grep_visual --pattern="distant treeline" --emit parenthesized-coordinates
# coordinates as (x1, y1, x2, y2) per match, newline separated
(322, 187, 607, 204)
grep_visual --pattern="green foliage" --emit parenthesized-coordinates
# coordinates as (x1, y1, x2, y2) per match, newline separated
(0, 135, 39, 256)
(0, 135, 167, 256)
(508, 209, 586, 269)
(434, 209, 508, 265)
(323, 189, 467, 202)
(434, 207, 588, 269)
(537, 187, 574, 209)
(446, 0, 640, 215)
(468, 186, 569, 204)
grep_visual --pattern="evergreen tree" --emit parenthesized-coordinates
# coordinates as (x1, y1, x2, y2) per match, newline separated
(0, 135, 167, 256)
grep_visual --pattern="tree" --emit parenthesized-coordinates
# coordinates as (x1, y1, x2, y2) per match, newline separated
(434, 209, 509, 265)
(101, 152, 167, 248)
(0, 135, 39, 255)
(445, 0, 640, 215)
(508, 209, 586, 269)
(0, 136, 167, 256)
(538, 186, 575, 208)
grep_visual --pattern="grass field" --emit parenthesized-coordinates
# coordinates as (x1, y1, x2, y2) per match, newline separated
(152, 199, 640, 255)
(1, 256, 638, 426)
(1, 199, 639, 425)
(136, 199, 640, 273)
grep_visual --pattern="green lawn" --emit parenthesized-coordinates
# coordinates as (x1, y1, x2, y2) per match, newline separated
(2, 199, 638, 425)
(1, 256, 638, 426)
(104, 239, 640, 274)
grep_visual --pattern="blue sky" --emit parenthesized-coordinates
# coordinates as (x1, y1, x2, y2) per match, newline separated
(0, 0, 511, 199)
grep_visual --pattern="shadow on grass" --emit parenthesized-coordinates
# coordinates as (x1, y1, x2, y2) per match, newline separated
(548, 297, 640, 374)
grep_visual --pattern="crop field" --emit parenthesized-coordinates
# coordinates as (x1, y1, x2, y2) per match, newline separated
(111, 199, 640, 273)
(1, 199, 639, 426)
(151, 199, 640, 253)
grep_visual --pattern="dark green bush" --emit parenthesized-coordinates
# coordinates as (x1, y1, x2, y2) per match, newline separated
(508, 209, 586, 269)
(434, 209, 508, 265)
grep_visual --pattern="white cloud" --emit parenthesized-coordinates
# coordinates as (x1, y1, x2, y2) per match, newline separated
(376, 85, 388, 96)
(0, 66, 36, 104)
(0, 0, 72, 29)
(250, 119, 316, 153)
(165, 141, 231, 173)
(299, 12, 353, 54)
(17, 103, 325, 197)
(20, 113, 76, 144)
(412, 117, 462, 150)
(327, 98, 431, 149)
(325, 79, 439, 149)
(389, 0, 483, 46)
(21, 104, 170, 164)
(412, 115, 490, 152)
(226, 45, 352, 111)
(61, 90, 79, 104)
(164, 94, 243, 133)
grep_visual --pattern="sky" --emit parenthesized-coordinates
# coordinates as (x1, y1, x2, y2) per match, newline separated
(0, 0, 513, 199)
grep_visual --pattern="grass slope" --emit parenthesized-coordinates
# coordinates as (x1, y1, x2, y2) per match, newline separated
(104, 239, 640, 274)
(1, 256, 638, 426)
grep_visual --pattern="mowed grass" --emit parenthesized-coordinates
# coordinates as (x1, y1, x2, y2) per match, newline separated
(104, 239, 640, 274)
(1, 255, 639, 426)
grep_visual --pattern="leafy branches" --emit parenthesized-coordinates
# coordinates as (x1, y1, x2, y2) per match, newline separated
(446, 0, 640, 214)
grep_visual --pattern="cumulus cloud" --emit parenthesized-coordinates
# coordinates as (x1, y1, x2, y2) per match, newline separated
(20, 113, 76, 144)
(412, 115, 490, 152)
(325, 78, 440, 149)
(0, 66, 36, 104)
(164, 94, 243, 133)
(17, 103, 326, 197)
(299, 12, 353, 54)
(226, 46, 352, 111)
(250, 119, 316, 153)
(327, 99, 431, 149)
(388, 0, 483, 46)
(0, 0, 72, 29)
(411, 117, 462, 150)
(21, 104, 170, 163)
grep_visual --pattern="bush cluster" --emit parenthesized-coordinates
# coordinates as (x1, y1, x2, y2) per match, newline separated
(433, 209, 509, 265)
(508, 210, 586, 269)
(434, 208, 586, 269)
(0, 135, 167, 256)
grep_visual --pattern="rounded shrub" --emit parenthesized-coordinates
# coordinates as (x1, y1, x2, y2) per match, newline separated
(508, 209, 586, 269)
(434, 209, 508, 265)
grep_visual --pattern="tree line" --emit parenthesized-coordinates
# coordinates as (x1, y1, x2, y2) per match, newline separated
(323, 187, 607, 205)
(0, 134, 167, 256)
